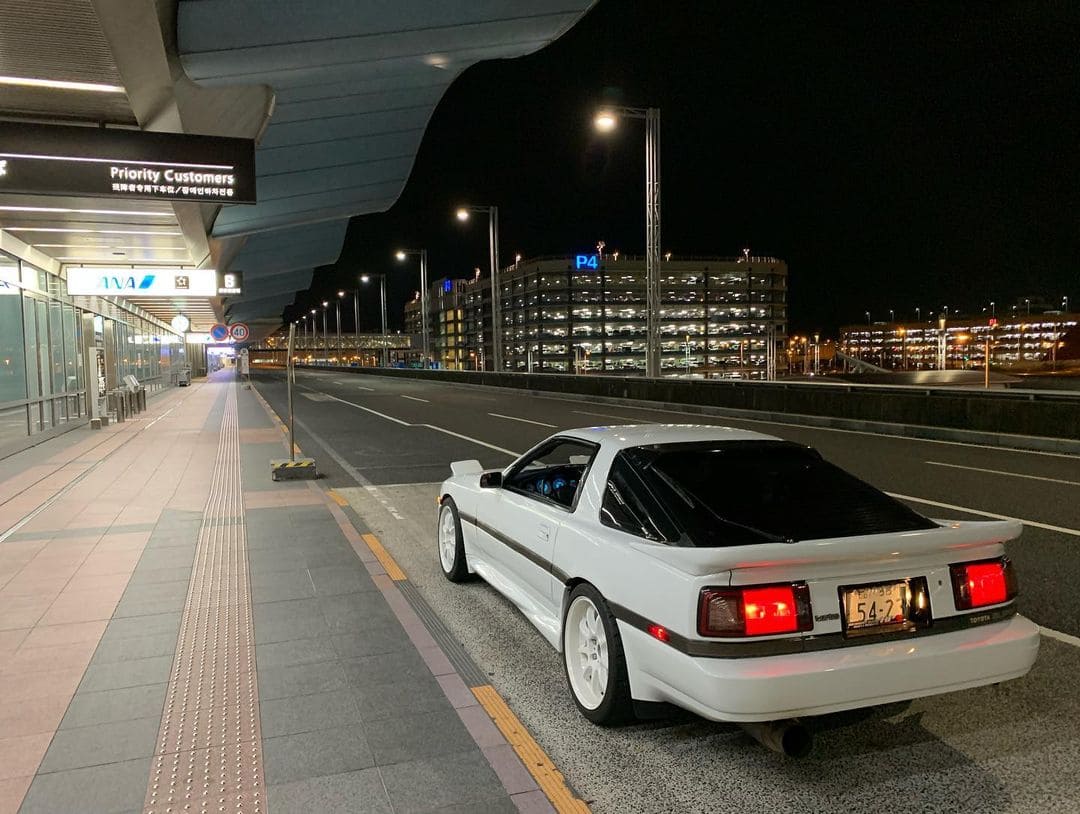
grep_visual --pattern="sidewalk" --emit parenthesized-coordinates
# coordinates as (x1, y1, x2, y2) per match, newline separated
(0, 373, 566, 814)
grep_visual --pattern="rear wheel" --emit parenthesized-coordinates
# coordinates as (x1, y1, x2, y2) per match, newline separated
(562, 584, 634, 725)
(437, 498, 470, 582)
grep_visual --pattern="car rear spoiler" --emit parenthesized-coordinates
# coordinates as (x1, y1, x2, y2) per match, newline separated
(450, 459, 484, 477)
(629, 519, 1022, 576)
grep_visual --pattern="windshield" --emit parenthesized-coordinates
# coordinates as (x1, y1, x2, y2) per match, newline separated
(613, 440, 937, 546)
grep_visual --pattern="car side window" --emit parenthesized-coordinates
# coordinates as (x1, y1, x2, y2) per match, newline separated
(600, 452, 678, 542)
(504, 439, 597, 509)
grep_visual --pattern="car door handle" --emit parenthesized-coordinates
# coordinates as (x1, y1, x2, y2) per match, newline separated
(537, 522, 552, 542)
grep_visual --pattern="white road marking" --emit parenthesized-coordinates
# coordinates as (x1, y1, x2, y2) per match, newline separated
(1040, 626, 1080, 649)
(886, 493, 1080, 538)
(401, 395, 430, 403)
(558, 402, 1079, 459)
(488, 413, 557, 428)
(354, 385, 374, 391)
(926, 461, 1080, 486)
(318, 392, 519, 456)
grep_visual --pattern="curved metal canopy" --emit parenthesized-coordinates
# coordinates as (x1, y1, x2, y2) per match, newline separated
(177, 1, 594, 331)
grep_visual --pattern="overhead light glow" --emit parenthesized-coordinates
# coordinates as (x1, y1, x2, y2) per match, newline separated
(34, 244, 188, 250)
(455, 208, 470, 221)
(395, 251, 407, 261)
(0, 75, 125, 94)
(594, 111, 617, 132)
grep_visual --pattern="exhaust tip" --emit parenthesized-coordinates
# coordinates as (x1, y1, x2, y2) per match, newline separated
(740, 719, 813, 758)
(780, 723, 812, 758)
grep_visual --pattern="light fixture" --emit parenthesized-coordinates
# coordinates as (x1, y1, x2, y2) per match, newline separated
(594, 111, 617, 132)
(0, 205, 172, 217)
(455, 208, 470, 221)
(360, 274, 370, 283)
(395, 251, 407, 261)
(321, 300, 328, 307)
(337, 290, 345, 297)
(171, 314, 191, 333)
(5, 227, 181, 235)
(0, 75, 125, 93)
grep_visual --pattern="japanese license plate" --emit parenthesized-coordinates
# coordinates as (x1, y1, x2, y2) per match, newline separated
(842, 581, 912, 636)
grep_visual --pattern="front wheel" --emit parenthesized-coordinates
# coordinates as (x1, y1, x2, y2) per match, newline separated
(437, 497, 471, 582)
(562, 584, 634, 725)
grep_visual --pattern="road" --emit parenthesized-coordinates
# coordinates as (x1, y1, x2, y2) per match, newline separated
(252, 368, 1080, 814)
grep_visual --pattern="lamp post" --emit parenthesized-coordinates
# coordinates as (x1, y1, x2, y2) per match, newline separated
(321, 301, 329, 364)
(455, 206, 503, 372)
(361, 274, 388, 367)
(308, 310, 316, 360)
(336, 291, 345, 361)
(353, 288, 360, 362)
(395, 250, 429, 367)
(594, 104, 661, 378)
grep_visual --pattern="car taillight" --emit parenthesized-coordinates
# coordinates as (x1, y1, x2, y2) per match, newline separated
(950, 557, 1017, 610)
(698, 583, 813, 637)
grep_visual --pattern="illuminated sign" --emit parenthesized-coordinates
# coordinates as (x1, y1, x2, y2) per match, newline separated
(575, 254, 599, 270)
(67, 267, 218, 297)
(443, 279, 453, 293)
(0, 121, 255, 204)
(217, 271, 243, 296)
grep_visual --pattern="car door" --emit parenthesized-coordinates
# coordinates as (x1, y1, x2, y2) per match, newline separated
(482, 438, 598, 606)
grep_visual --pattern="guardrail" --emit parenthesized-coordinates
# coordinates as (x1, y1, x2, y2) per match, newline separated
(288, 366, 1080, 442)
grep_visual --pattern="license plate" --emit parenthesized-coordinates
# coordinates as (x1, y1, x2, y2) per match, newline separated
(842, 581, 913, 636)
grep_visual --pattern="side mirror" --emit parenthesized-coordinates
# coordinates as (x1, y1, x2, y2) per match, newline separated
(479, 471, 503, 489)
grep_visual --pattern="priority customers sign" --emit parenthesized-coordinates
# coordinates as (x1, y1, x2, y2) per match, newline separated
(0, 122, 255, 205)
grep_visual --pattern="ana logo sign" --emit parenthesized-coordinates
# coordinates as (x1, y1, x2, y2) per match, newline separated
(102, 274, 156, 291)
(66, 267, 217, 297)
(575, 254, 599, 270)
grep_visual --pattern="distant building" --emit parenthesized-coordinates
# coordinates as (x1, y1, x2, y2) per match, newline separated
(405, 254, 789, 376)
(839, 311, 1078, 370)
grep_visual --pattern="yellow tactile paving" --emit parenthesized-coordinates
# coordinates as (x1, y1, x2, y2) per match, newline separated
(361, 532, 407, 581)
(472, 684, 591, 813)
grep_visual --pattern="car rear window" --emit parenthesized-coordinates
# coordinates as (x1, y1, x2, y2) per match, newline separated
(602, 440, 937, 546)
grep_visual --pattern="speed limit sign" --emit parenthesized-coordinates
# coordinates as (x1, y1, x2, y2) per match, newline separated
(229, 323, 250, 341)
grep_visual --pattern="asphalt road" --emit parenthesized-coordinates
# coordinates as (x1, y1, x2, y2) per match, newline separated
(252, 368, 1080, 813)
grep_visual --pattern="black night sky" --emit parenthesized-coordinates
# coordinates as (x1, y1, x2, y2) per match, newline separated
(290, 0, 1079, 337)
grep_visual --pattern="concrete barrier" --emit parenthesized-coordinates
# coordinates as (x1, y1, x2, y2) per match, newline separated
(288, 366, 1080, 447)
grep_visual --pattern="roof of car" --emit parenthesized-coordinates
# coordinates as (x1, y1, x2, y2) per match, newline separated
(559, 424, 780, 449)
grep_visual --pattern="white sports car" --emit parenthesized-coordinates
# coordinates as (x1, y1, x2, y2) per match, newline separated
(437, 425, 1039, 753)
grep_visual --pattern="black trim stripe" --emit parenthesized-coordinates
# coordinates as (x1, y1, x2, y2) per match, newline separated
(457, 510, 1019, 660)
(609, 601, 1019, 659)
(459, 511, 571, 584)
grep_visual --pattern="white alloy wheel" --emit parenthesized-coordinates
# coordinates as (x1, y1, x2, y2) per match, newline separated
(438, 503, 457, 573)
(564, 595, 609, 710)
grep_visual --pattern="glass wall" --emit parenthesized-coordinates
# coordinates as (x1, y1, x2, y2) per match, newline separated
(0, 251, 180, 452)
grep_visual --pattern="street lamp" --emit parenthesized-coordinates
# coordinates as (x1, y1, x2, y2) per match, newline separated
(594, 104, 661, 377)
(336, 291, 345, 360)
(321, 301, 329, 363)
(361, 273, 388, 367)
(309, 309, 316, 357)
(395, 249, 429, 366)
(455, 205, 502, 372)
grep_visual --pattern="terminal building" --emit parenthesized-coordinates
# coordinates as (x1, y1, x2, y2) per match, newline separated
(405, 254, 789, 376)
(839, 310, 1079, 370)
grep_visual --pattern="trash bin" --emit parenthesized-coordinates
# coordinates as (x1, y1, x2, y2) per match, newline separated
(177, 368, 191, 387)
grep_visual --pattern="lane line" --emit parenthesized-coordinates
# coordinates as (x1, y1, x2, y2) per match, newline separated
(886, 492, 1080, 537)
(318, 391, 519, 456)
(327, 489, 349, 507)
(362, 532, 407, 581)
(355, 385, 374, 391)
(488, 412, 557, 428)
(1040, 626, 1080, 649)
(926, 460, 1080, 486)
(402, 395, 430, 403)
(549, 400, 1079, 460)
(472, 685, 591, 813)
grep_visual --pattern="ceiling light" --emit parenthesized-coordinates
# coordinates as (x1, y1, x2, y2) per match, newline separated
(6, 227, 182, 235)
(0, 205, 173, 217)
(32, 244, 189, 251)
(0, 75, 125, 93)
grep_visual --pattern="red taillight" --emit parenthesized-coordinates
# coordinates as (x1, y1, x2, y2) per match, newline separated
(647, 623, 670, 643)
(698, 583, 813, 637)
(950, 558, 1017, 610)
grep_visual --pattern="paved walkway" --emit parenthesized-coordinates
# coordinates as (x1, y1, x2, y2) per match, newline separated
(0, 373, 561, 814)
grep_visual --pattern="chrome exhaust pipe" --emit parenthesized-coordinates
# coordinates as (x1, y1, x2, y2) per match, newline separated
(740, 719, 812, 757)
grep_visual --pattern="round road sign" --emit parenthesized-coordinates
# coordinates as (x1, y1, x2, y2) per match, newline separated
(210, 323, 230, 342)
(229, 323, 250, 341)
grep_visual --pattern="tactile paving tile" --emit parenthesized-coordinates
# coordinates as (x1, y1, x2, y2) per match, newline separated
(144, 389, 266, 814)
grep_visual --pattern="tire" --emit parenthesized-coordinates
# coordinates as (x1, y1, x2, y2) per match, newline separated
(562, 583, 634, 725)
(437, 497, 471, 583)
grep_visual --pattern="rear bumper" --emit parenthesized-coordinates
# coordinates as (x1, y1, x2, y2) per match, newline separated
(622, 614, 1040, 722)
